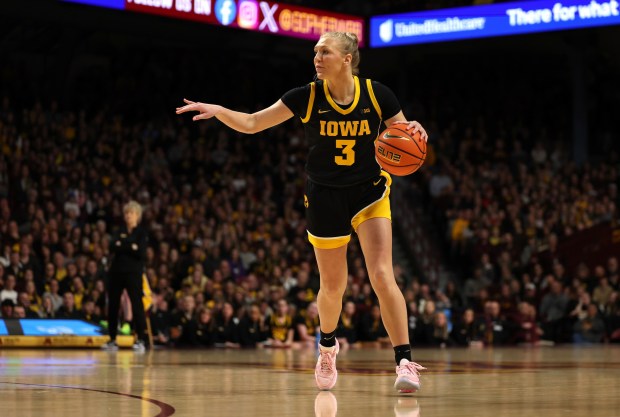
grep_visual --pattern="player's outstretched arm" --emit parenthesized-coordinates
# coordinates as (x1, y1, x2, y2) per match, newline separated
(176, 98, 294, 134)
(385, 111, 428, 142)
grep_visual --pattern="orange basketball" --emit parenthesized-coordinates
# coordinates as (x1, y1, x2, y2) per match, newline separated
(375, 126, 426, 176)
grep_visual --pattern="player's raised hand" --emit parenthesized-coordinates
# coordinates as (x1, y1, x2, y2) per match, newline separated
(391, 120, 428, 142)
(176, 99, 222, 121)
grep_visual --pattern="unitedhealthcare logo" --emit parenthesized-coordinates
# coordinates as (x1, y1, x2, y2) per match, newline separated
(379, 19, 394, 42)
(215, 0, 237, 25)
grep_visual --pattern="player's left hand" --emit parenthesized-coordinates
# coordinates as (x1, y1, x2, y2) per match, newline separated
(391, 120, 428, 142)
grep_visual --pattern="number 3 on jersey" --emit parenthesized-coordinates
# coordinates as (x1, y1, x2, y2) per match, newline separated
(335, 139, 355, 166)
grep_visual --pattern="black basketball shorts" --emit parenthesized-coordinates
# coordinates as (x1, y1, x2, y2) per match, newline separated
(304, 171, 392, 249)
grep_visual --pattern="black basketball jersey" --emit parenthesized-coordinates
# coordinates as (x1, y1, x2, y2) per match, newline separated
(282, 76, 401, 187)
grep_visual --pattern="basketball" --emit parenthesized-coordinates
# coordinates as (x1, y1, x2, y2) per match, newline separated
(375, 126, 426, 176)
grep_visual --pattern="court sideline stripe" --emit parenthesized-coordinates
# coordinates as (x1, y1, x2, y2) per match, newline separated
(0, 381, 175, 416)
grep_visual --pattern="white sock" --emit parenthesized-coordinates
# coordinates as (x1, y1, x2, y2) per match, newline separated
(399, 358, 410, 366)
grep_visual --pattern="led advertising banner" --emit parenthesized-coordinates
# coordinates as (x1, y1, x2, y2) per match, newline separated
(62, 0, 365, 45)
(370, 0, 620, 47)
(19, 319, 104, 336)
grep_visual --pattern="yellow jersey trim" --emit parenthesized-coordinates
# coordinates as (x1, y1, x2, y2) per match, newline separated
(324, 76, 360, 115)
(366, 79, 382, 119)
(301, 82, 316, 123)
(307, 231, 351, 249)
(351, 171, 392, 231)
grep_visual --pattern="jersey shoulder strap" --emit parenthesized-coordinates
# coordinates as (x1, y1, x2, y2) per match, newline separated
(365, 78, 382, 119)
(301, 82, 316, 123)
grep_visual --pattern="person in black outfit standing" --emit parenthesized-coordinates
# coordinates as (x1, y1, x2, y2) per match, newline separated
(102, 201, 148, 351)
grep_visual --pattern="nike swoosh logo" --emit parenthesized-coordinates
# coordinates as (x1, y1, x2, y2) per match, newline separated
(318, 109, 331, 114)
(373, 179, 381, 186)
(383, 132, 404, 139)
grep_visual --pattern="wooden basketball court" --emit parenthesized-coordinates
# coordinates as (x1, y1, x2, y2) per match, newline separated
(0, 346, 618, 416)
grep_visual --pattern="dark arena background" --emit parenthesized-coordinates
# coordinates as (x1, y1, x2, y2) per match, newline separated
(0, 0, 619, 416)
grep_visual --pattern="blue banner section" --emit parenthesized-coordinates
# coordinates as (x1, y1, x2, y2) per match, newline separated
(62, 0, 125, 10)
(370, 0, 620, 47)
(19, 320, 104, 336)
(0, 320, 7, 336)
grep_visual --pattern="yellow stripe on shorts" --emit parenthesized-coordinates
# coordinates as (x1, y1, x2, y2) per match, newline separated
(351, 171, 392, 231)
(307, 231, 351, 249)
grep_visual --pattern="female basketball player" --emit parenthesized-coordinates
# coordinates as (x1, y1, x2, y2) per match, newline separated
(176, 31, 427, 393)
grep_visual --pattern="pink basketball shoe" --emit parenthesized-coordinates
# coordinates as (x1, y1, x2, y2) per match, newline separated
(394, 360, 426, 393)
(315, 339, 340, 390)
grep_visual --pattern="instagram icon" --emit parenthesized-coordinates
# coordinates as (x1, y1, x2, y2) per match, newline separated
(238, 0, 259, 29)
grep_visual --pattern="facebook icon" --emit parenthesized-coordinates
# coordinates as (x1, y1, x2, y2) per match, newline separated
(215, 0, 237, 26)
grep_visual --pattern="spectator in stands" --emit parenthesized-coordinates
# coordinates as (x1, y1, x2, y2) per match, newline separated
(450, 308, 475, 347)
(81, 298, 101, 323)
(266, 299, 294, 347)
(497, 282, 519, 317)
(56, 292, 80, 318)
(150, 294, 172, 346)
(592, 277, 614, 310)
(522, 282, 539, 307)
(431, 311, 452, 347)
(573, 304, 605, 344)
(238, 304, 268, 347)
(473, 301, 513, 346)
(405, 300, 419, 346)
(590, 266, 608, 293)
(539, 280, 568, 343)
(228, 249, 247, 283)
(0, 274, 17, 303)
(181, 263, 209, 295)
(13, 305, 26, 318)
(71, 277, 86, 311)
(19, 244, 41, 289)
(24, 281, 41, 314)
(515, 301, 543, 345)
(415, 299, 436, 346)
(170, 294, 197, 347)
(52, 252, 70, 294)
(463, 268, 491, 308)
(156, 277, 175, 306)
(337, 301, 359, 348)
(188, 307, 216, 347)
(38, 295, 56, 318)
(83, 259, 104, 289)
(7, 249, 23, 283)
(214, 302, 240, 348)
(17, 292, 38, 318)
(568, 288, 593, 323)
(359, 304, 389, 344)
(471, 287, 491, 315)
(287, 269, 315, 313)
(0, 298, 14, 318)
(444, 280, 465, 315)
(91, 279, 106, 316)
(294, 301, 320, 347)
(42, 264, 57, 293)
